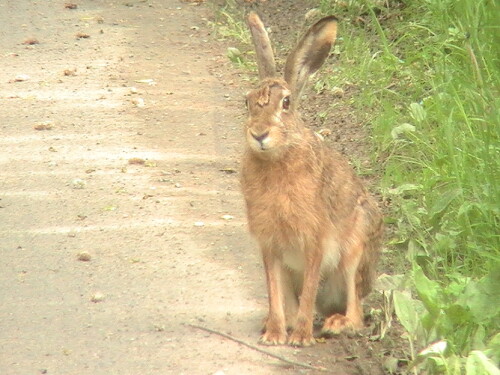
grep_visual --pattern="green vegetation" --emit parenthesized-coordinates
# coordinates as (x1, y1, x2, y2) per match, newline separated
(213, 0, 499, 373)
(315, 0, 499, 372)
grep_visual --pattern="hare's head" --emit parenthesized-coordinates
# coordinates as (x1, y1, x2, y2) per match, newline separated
(244, 78, 297, 156)
(244, 12, 338, 158)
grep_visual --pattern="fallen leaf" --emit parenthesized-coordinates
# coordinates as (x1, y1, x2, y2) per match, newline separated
(134, 79, 156, 86)
(71, 178, 86, 189)
(331, 86, 345, 98)
(63, 69, 77, 76)
(22, 38, 39, 45)
(90, 292, 105, 303)
(345, 355, 359, 361)
(75, 32, 90, 39)
(318, 128, 332, 137)
(128, 157, 145, 165)
(220, 168, 236, 174)
(34, 121, 54, 130)
(77, 252, 92, 261)
(13, 74, 30, 82)
(131, 97, 145, 107)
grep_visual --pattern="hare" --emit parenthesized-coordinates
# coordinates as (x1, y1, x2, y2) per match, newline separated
(240, 12, 383, 347)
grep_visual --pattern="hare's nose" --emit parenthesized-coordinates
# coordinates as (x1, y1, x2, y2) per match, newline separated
(251, 131, 269, 144)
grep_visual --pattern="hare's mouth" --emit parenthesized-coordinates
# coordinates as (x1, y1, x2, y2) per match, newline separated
(248, 129, 273, 152)
(249, 139, 272, 153)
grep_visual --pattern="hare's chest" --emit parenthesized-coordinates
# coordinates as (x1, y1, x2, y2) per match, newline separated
(258, 180, 315, 221)
(248, 180, 320, 236)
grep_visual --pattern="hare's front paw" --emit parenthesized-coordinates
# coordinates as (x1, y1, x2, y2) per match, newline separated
(260, 329, 287, 346)
(321, 313, 362, 336)
(287, 329, 316, 347)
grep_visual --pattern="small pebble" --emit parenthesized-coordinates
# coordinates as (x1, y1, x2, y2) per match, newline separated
(14, 74, 30, 82)
(77, 251, 91, 261)
(71, 178, 86, 189)
(90, 292, 105, 303)
(132, 97, 145, 107)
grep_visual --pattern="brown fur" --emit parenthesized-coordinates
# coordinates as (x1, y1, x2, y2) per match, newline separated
(241, 13, 383, 347)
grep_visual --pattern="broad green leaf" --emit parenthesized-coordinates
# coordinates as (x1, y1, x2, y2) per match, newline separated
(375, 273, 406, 292)
(393, 290, 421, 335)
(472, 325, 487, 351)
(414, 266, 441, 316)
(461, 270, 500, 323)
(486, 333, 500, 364)
(407, 239, 427, 259)
(409, 102, 426, 123)
(466, 350, 500, 375)
(391, 123, 416, 139)
(429, 187, 462, 224)
(387, 183, 422, 196)
(446, 300, 473, 324)
(226, 47, 243, 64)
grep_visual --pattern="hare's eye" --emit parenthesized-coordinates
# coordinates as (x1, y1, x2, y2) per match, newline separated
(282, 96, 291, 111)
(245, 98, 249, 109)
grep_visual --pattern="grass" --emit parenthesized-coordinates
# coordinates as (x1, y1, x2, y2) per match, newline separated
(207, 0, 257, 71)
(212, 0, 499, 372)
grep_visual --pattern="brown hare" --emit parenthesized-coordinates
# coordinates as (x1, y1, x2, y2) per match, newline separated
(240, 12, 383, 347)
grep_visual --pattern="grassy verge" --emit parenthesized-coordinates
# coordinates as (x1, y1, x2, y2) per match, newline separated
(211, 0, 499, 373)
(317, 0, 499, 373)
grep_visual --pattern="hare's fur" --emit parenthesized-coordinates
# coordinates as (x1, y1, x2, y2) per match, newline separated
(241, 14, 383, 347)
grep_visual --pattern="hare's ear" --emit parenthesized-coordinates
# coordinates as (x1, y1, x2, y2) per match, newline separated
(284, 16, 338, 105)
(247, 12, 277, 79)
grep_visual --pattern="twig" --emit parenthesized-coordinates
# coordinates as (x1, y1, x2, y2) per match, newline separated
(188, 324, 327, 372)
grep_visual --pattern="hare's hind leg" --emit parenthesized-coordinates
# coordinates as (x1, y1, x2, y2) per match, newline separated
(321, 240, 365, 335)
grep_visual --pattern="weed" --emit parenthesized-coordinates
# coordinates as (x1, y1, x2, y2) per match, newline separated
(207, 0, 256, 71)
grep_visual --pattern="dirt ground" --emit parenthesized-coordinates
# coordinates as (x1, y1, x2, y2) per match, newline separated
(0, 1, 398, 374)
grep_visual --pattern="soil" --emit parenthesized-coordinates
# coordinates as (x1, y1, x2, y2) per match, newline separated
(0, 1, 403, 374)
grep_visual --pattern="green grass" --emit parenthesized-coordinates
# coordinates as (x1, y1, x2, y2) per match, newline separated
(207, 0, 257, 71)
(317, 0, 499, 372)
